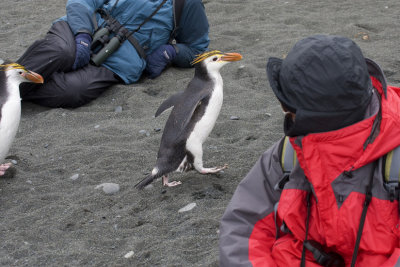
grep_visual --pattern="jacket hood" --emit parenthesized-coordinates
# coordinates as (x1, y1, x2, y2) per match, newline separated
(290, 73, 400, 181)
(266, 35, 383, 137)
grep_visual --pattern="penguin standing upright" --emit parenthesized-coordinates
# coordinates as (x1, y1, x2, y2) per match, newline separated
(135, 50, 242, 189)
(0, 62, 44, 175)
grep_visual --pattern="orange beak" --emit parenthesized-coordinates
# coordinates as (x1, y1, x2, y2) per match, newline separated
(221, 52, 243, 62)
(22, 70, 44, 84)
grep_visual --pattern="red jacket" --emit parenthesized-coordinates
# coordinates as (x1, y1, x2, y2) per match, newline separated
(219, 76, 400, 266)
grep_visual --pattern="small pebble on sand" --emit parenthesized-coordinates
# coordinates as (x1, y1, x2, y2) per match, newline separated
(139, 130, 150, 136)
(95, 183, 120, 194)
(124, 251, 134, 259)
(144, 184, 154, 190)
(115, 106, 123, 113)
(178, 202, 197, 213)
(70, 174, 79, 180)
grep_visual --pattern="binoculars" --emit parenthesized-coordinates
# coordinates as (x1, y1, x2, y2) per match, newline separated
(90, 27, 122, 66)
(303, 240, 345, 267)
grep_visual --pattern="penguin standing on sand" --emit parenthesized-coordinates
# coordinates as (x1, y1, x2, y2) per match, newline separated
(135, 50, 242, 189)
(0, 62, 44, 175)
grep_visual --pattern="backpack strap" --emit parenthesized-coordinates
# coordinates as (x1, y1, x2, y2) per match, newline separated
(383, 146, 400, 202)
(275, 136, 298, 191)
(169, 0, 186, 44)
(280, 136, 297, 173)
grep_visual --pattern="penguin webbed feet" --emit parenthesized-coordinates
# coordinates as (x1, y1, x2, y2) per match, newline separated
(162, 175, 182, 187)
(199, 163, 228, 174)
(0, 162, 12, 176)
(135, 174, 182, 190)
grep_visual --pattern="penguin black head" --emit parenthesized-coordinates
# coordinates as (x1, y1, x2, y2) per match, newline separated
(191, 50, 242, 77)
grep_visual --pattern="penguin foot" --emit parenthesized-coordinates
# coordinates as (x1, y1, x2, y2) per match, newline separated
(0, 163, 12, 176)
(162, 176, 182, 187)
(200, 164, 228, 174)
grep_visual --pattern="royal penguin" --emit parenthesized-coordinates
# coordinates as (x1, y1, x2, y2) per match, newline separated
(0, 62, 43, 175)
(135, 50, 242, 189)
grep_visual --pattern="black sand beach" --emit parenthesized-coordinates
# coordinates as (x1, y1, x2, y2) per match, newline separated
(1, 0, 400, 266)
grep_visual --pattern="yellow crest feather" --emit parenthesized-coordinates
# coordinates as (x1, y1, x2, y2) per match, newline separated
(0, 63, 26, 71)
(191, 50, 222, 65)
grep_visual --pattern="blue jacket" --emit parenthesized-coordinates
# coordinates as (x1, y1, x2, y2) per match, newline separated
(60, 0, 209, 84)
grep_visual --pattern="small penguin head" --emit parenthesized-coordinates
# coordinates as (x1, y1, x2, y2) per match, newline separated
(0, 63, 44, 85)
(191, 50, 242, 74)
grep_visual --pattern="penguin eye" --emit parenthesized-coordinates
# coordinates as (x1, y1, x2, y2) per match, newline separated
(212, 57, 218, 61)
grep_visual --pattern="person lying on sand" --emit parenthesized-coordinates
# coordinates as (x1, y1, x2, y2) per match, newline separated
(16, 0, 209, 108)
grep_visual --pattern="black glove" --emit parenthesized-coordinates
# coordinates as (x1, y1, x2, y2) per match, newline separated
(145, 44, 177, 79)
(72, 33, 92, 70)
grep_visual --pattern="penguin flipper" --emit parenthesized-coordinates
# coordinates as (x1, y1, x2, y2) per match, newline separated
(175, 92, 210, 136)
(155, 91, 184, 117)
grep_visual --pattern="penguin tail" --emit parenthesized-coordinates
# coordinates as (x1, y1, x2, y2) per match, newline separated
(134, 167, 161, 190)
(134, 174, 155, 190)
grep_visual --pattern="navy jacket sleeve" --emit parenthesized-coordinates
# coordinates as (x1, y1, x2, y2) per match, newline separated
(172, 0, 210, 68)
(66, 0, 106, 35)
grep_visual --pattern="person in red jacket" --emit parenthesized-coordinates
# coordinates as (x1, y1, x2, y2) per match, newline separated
(219, 35, 400, 267)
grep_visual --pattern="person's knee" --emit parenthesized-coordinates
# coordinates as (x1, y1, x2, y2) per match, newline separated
(46, 38, 75, 68)
(42, 21, 76, 69)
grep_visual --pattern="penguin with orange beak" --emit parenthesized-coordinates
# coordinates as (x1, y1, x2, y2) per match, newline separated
(0, 62, 44, 175)
(135, 50, 242, 189)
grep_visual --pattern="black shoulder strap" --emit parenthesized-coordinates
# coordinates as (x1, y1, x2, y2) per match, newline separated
(351, 160, 377, 267)
(121, 0, 168, 59)
(169, 0, 186, 43)
(134, 0, 168, 34)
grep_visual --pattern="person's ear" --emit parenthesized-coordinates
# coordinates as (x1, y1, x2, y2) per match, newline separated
(281, 103, 296, 121)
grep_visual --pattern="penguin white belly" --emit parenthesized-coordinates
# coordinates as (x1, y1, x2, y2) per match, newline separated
(0, 99, 21, 162)
(187, 81, 223, 146)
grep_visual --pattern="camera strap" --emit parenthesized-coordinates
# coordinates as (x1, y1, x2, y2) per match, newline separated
(300, 191, 345, 267)
(92, 0, 168, 59)
(350, 160, 376, 267)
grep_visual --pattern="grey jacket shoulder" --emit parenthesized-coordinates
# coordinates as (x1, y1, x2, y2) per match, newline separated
(219, 138, 284, 266)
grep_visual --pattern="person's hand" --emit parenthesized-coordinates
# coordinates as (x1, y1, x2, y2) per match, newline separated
(72, 33, 92, 70)
(145, 44, 176, 79)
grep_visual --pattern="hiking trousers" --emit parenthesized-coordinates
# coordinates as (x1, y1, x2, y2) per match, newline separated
(17, 21, 120, 108)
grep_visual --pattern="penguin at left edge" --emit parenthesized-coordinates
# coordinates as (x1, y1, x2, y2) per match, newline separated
(135, 50, 242, 189)
(0, 61, 44, 175)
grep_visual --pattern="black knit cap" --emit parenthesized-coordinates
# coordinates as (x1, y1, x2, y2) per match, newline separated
(267, 35, 375, 136)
